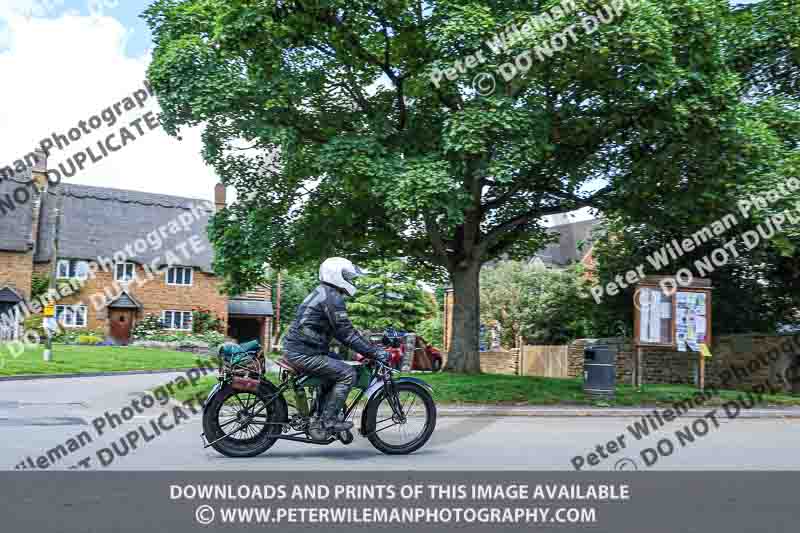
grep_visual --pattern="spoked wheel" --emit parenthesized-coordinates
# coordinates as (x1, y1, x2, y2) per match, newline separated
(202, 383, 287, 458)
(364, 382, 436, 455)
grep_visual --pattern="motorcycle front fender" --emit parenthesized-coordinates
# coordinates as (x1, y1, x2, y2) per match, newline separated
(359, 377, 433, 435)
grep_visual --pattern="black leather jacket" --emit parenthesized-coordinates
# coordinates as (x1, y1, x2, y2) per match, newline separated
(282, 283, 379, 358)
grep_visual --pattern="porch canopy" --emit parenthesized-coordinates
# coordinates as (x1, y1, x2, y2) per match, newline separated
(228, 299, 273, 317)
(0, 287, 23, 304)
(106, 290, 143, 309)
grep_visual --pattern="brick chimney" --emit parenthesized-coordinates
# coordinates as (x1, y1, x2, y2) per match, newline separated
(31, 149, 49, 192)
(30, 149, 49, 254)
(214, 182, 226, 211)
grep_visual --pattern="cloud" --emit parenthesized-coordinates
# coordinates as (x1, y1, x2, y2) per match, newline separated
(0, 0, 66, 19)
(0, 10, 219, 202)
(0, 21, 9, 50)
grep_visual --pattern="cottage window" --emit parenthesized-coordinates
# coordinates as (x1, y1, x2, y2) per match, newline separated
(55, 305, 87, 328)
(57, 259, 89, 280)
(162, 310, 192, 331)
(114, 262, 135, 282)
(166, 266, 193, 286)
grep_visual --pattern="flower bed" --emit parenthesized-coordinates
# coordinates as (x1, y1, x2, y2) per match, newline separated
(131, 312, 225, 353)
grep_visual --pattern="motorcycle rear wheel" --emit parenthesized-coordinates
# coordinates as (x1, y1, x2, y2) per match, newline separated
(202, 382, 287, 458)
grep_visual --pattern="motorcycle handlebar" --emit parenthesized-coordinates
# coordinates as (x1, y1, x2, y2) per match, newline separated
(361, 356, 399, 375)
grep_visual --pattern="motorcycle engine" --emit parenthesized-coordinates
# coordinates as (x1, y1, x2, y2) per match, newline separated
(289, 414, 309, 432)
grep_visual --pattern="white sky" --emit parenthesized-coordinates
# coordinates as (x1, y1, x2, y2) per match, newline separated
(0, 2, 219, 202)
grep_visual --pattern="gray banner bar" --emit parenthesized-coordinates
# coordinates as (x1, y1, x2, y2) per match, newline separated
(1, 472, 796, 532)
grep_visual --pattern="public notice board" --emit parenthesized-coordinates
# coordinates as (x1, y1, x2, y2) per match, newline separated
(634, 277, 712, 353)
(637, 287, 673, 345)
(676, 291, 707, 352)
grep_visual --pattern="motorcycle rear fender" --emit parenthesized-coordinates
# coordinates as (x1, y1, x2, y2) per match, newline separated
(359, 377, 433, 435)
(202, 382, 223, 413)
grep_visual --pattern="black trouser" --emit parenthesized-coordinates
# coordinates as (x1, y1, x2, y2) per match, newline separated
(284, 350, 356, 423)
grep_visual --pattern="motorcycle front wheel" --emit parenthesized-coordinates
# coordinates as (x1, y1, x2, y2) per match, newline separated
(202, 382, 287, 458)
(364, 382, 436, 455)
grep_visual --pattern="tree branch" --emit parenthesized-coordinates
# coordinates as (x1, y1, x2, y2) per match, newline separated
(477, 186, 609, 256)
(481, 181, 528, 212)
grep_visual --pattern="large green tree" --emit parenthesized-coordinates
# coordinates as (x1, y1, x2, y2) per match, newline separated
(145, 0, 799, 372)
(345, 260, 434, 331)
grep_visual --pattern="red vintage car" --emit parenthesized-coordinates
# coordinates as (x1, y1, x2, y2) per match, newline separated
(358, 332, 443, 371)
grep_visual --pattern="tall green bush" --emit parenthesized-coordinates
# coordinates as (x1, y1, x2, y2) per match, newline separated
(481, 261, 596, 347)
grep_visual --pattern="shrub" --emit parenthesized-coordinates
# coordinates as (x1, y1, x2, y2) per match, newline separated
(132, 314, 165, 340)
(77, 335, 103, 345)
(131, 312, 225, 350)
(198, 330, 225, 348)
(52, 329, 82, 344)
(22, 315, 45, 342)
(144, 331, 192, 342)
(192, 309, 224, 334)
(49, 328, 104, 345)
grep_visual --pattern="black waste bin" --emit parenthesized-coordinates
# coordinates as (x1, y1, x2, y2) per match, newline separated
(583, 344, 616, 400)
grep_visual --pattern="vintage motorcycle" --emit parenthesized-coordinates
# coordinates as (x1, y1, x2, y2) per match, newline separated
(201, 341, 437, 457)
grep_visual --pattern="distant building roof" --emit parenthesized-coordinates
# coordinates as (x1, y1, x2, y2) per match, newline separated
(34, 184, 216, 272)
(228, 298, 274, 317)
(0, 169, 35, 253)
(532, 218, 603, 267)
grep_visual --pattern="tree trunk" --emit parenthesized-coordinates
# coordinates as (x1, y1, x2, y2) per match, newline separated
(445, 262, 482, 373)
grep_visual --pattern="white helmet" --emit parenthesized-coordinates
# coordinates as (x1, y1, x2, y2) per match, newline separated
(319, 257, 364, 297)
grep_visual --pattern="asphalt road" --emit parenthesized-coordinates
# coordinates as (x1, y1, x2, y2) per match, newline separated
(2, 373, 799, 471)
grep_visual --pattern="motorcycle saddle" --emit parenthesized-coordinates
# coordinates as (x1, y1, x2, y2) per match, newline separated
(276, 357, 303, 375)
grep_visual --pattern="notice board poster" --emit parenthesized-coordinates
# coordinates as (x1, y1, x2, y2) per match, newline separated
(638, 287, 673, 345)
(676, 291, 707, 352)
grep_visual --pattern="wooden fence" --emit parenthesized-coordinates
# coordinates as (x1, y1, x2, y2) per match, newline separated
(520, 345, 570, 378)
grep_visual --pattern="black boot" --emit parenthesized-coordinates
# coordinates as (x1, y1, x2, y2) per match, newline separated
(323, 417, 354, 432)
(321, 378, 354, 432)
(308, 415, 352, 439)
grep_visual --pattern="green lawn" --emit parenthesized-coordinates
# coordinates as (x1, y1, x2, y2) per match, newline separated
(171, 371, 800, 407)
(421, 373, 800, 407)
(0, 344, 207, 377)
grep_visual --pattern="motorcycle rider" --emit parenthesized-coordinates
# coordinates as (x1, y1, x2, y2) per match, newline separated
(282, 257, 390, 433)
